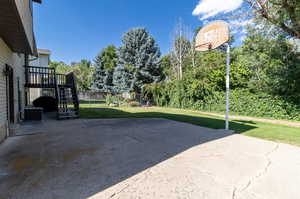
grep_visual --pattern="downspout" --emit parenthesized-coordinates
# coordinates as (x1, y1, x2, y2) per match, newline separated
(4, 65, 9, 137)
(24, 54, 35, 107)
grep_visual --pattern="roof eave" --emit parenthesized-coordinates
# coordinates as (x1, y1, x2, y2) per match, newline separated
(33, 0, 42, 4)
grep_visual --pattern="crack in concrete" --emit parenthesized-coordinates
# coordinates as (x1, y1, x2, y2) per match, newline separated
(109, 184, 130, 198)
(125, 135, 144, 143)
(232, 143, 279, 199)
(232, 187, 237, 199)
(108, 168, 152, 198)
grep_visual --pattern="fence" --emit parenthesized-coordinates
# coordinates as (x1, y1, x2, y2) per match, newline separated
(78, 91, 106, 101)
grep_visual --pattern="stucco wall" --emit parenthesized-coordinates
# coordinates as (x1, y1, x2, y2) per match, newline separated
(0, 38, 25, 143)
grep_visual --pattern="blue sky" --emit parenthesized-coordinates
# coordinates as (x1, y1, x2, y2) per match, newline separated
(33, 0, 247, 64)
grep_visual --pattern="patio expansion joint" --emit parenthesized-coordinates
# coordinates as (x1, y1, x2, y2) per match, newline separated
(108, 169, 151, 198)
(232, 143, 280, 199)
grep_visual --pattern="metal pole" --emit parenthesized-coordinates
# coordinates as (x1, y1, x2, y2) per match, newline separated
(225, 43, 230, 130)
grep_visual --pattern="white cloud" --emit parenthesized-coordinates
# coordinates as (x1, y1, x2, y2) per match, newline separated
(192, 0, 243, 20)
(229, 19, 253, 33)
(229, 19, 253, 42)
(230, 19, 253, 27)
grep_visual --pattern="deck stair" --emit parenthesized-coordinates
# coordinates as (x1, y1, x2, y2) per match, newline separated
(25, 66, 79, 119)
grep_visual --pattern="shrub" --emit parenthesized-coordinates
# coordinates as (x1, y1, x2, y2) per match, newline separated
(144, 82, 300, 121)
(198, 89, 300, 121)
(105, 94, 123, 106)
(33, 96, 57, 112)
(127, 101, 141, 107)
(143, 80, 215, 109)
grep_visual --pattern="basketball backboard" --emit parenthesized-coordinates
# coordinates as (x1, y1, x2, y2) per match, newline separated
(195, 21, 230, 51)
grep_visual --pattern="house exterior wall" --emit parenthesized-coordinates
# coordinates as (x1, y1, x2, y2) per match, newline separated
(12, 52, 26, 123)
(0, 38, 10, 142)
(39, 54, 49, 67)
(0, 38, 25, 143)
(30, 54, 50, 67)
(29, 53, 50, 103)
(0, 0, 40, 143)
(15, 0, 35, 52)
(29, 88, 40, 103)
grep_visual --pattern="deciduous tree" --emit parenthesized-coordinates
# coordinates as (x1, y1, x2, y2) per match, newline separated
(244, 0, 300, 39)
(170, 19, 192, 80)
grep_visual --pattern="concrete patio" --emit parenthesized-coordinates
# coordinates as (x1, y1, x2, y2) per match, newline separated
(0, 118, 299, 199)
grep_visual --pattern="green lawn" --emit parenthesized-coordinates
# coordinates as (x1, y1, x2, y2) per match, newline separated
(80, 102, 300, 147)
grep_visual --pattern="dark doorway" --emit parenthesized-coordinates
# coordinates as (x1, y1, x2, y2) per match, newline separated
(6, 64, 14, 124)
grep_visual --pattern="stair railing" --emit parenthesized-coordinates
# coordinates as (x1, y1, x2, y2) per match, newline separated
(53, 68, 61, 120)
(24, 66, 79, 119)
(66, 72, 80, 114)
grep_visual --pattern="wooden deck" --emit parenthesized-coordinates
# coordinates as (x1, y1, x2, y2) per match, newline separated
(25, 65, 79, 119)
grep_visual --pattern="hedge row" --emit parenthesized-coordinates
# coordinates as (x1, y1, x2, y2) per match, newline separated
(143, 81, 300, 121)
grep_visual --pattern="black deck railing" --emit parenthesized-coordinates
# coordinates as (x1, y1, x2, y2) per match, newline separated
(25, 65, 79, 119)
(56, 74, 66, 86)
(25, 66, 66, 88)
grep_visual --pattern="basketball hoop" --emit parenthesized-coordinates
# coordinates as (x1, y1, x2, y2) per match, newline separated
(194, 20, 231, 130)
(195, 21, 229, 52)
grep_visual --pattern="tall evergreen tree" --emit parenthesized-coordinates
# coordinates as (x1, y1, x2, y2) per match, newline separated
(113, 27, 163, 93)
(112, 65, 133, 93)
(93, 45, 118, 93)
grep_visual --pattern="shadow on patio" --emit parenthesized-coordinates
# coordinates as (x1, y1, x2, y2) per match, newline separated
(0, 108, 256, 199)
(80, 107, 256, 133)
